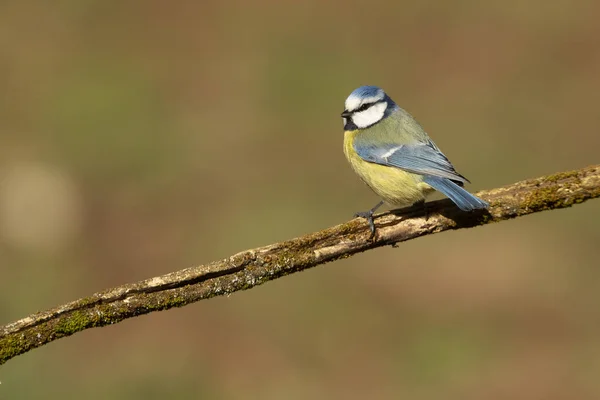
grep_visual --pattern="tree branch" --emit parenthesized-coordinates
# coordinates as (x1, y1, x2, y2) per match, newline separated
(1, 165, 599, 365)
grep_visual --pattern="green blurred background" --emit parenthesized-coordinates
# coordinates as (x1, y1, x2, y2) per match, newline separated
(1, 1, 600, 399)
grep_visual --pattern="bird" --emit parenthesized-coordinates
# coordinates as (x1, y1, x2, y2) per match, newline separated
(341, 85, 488, 235)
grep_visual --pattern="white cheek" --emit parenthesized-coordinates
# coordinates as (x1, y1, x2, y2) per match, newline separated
(352, 102, 387, 129)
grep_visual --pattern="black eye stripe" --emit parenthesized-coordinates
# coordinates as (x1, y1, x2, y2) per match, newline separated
(356, 103, 372, 112)
(355, 100, 383, 113)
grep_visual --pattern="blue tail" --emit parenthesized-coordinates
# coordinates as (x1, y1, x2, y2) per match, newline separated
(423, 176, 489, 211)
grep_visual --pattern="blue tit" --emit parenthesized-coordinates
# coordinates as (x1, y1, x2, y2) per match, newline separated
(341, 85, 488, 234)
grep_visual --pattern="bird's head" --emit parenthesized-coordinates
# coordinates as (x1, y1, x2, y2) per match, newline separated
(341, 85, 398, 130)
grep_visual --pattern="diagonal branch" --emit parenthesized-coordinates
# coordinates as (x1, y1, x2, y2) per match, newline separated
(1, 165, 599, 365)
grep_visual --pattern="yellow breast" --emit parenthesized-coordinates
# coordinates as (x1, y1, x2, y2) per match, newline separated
(343, 130, 433, 207)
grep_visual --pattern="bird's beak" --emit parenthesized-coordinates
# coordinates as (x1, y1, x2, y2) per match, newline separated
(341, 110, 352, 118)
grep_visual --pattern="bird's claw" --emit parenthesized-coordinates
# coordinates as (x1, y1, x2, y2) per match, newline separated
(354, 201, 384, 239)
(354, 210, 376, 238)
(413, 199, 429, 221)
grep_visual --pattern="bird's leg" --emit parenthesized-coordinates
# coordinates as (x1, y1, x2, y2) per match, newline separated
(354, 200, 384, 236)
(413, 199, 429, 220)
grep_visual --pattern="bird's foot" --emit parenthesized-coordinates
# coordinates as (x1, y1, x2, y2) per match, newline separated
(354, 210, 377, 238)
(413, 199, 429, 221)
(354, 201, 384, 239)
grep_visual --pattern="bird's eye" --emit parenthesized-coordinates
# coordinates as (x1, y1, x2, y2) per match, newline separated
(356, 103, 372, 112)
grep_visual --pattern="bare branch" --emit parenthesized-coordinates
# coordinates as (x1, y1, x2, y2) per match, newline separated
(1, 165, 599, 365)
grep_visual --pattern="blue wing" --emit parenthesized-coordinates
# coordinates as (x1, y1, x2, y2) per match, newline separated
(354, 141, 488, 211)
(354, 140, 469, 183)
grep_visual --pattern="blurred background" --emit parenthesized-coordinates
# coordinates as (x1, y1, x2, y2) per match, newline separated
(1, 0, 599, 399)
